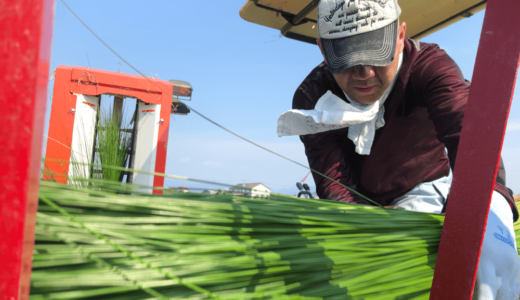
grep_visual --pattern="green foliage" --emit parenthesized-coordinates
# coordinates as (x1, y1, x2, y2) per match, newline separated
(32, 175, 520, 300)
(217, 189, 231, 195)
(95, 109, 131, 182)
(32, 179, 446, 300)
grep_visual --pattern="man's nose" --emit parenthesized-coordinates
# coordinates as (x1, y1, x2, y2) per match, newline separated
(351, 66, 375, 80)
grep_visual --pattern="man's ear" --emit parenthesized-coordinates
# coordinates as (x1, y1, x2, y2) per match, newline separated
(316, 38, 328, 64)
(397, 22, 407, 52)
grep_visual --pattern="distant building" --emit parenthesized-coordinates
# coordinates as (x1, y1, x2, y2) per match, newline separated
(230, 183, 270, 198)
(174, 186, 190, 193)
(202, 189, 217, 195)
(514, 194, 520, 202)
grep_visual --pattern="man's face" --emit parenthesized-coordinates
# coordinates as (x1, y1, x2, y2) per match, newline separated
(318, 22, 407, 105)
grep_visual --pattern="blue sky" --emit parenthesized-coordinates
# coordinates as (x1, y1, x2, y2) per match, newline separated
(45, 1, 520, 196)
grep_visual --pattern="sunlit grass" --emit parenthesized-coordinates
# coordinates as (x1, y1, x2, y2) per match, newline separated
(31, 177, 445, 300)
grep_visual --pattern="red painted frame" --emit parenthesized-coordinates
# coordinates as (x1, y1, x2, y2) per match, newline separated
(44, 66, 173, 192)
(430, 0, 520, 298)
(0, 0, 55, 299)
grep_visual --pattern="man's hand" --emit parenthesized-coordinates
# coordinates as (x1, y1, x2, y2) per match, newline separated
(473, 191, 520, 300)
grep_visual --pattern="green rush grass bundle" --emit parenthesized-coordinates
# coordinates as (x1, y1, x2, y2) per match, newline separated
(30, 181, 520, 300)
(94, 108, 132, 182)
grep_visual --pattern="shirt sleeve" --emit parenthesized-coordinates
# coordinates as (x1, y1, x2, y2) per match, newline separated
(412, 48, 468, 170)
(414, 46, 518, 221)
(292, 86, 370, 205)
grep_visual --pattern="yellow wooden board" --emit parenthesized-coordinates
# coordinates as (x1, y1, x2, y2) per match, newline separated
(240, 0, 486, 43)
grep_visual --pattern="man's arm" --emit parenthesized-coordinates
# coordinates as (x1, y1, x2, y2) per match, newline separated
(293, 86, 369, 204)
(414, 45, 518, 220)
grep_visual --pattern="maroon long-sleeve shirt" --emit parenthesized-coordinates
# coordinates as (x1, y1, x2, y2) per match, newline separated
(293, 38, 518, 221)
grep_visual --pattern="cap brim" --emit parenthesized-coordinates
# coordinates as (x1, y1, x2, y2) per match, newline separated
(321, 20, 398, 75)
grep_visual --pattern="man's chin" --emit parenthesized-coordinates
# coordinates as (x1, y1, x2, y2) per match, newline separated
(345, 90, 383, 105)
(349, 94, 381, 105)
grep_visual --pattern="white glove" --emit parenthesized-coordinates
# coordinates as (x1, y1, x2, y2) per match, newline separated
(473, 191, 520, 300)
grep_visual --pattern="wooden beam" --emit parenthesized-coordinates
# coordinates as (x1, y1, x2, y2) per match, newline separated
(113, 95, 124, 127)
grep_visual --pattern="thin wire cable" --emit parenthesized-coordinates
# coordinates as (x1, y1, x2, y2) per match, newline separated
(187, 106, 309, 169)
(59, 0, 307, 167)
(58, 0, 381, 207)
(44, 134, 87, 158)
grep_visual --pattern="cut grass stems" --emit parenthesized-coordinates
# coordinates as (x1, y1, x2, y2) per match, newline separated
(31, 178, 472, 300)
(35, 162, 520, 299)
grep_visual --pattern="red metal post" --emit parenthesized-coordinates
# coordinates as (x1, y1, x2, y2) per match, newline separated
(430, 0, 520, 299)
(0, 0, 55, 299)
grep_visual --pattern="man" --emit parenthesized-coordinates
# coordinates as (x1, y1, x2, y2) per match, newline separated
(277, 0, 520, 298)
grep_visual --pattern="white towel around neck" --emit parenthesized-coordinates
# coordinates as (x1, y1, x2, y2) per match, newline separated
(277, 52, 403, 155)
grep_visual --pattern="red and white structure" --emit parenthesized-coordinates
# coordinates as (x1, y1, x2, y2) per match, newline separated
(43, 66, 191, 192)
